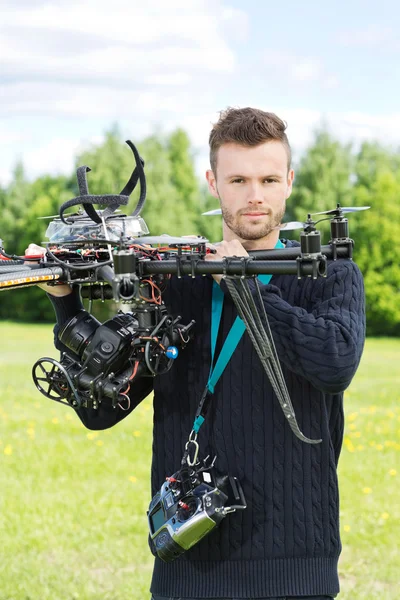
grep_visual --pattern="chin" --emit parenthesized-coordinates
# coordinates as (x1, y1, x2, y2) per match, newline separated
(232, 222, 273, 241)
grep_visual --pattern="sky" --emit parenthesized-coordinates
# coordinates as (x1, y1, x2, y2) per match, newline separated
(1, 0, 400, 186)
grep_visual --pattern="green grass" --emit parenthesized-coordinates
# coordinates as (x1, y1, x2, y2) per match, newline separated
(0, 322, 399, 599)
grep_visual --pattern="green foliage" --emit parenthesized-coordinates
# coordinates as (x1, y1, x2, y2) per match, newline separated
(0, 171, 76, 322)
(2, 162, 31, 251)
(289, 131, 400, 335)
(289, 129, 354, 242)
(350, 144, 400, 335)
(196, 184, 223, 243)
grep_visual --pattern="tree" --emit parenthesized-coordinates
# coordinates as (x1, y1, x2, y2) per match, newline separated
(166, 128, 202, 235)
(194, 183, 222, 243)
(289, 129, 354, 243)
(350, 143, 400, 335)
(1, 162, 32, 253)
(286, 132, 400, 335)
(0, 172, 76, 322)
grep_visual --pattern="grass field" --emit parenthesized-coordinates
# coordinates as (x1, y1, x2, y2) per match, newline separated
(0, 322, 399, 600)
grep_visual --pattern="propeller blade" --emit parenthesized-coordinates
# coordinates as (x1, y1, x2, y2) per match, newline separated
(37, 213, 77, 220)
(37, 214, 64, 220)
(312, 206, 370, 216)
(277, 221, 306, 231)
(340, 206, 370, 213)
(202, 208, 222, 216)
(37, 208, 123, 221)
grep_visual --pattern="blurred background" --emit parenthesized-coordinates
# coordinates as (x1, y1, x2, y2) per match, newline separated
(0, 1, 399, 598)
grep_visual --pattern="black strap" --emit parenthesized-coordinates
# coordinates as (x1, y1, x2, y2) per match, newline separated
(60, 194, 129, 224)
(59, 140, 147, 225)
(121, 140, 147, 217)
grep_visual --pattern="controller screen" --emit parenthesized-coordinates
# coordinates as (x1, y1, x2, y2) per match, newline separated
(150, 507, 165, 534)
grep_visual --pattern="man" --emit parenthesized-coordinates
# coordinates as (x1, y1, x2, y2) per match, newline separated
(31, 107, 365, 599)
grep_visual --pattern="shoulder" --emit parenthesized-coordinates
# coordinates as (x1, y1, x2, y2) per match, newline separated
(325, 258, 364, 283)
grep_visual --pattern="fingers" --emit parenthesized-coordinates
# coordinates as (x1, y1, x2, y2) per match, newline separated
(23, 243, 72, 296)
(24, 243, 46, 257)
(205, 239, 248, 259)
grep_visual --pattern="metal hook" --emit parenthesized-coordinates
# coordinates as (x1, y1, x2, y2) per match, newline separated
(185, 438, 199, 466)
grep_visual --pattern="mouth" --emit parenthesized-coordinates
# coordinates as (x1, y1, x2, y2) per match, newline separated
(241, 212, 268, 218)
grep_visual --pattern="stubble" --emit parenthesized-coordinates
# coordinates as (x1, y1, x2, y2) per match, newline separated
(220, 202, 286, 241)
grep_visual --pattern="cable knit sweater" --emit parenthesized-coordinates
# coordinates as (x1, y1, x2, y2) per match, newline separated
(48, 240, 366, 599)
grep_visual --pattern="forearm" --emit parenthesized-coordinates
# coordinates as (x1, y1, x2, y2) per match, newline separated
(260, 288, 364, 393)
(46, 285, 84, 327)
(221, 261, 366, 393)
(74, 377, 153, 430)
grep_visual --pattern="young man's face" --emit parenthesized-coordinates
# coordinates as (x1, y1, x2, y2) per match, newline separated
(206, 141, 294, 243)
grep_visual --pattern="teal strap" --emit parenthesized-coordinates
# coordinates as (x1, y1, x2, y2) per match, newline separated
(207, 238, 284, 394)
(193, 415, 205, 432)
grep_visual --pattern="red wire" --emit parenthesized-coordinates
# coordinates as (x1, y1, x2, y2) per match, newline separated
(120, 361, 139, 396)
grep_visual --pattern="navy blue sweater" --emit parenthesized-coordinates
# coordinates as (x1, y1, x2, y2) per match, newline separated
(49, 240, 366, 598)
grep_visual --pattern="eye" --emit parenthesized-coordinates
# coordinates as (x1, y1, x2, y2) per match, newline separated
(231, 178, 244, 183)
(264, 178, 278, 184)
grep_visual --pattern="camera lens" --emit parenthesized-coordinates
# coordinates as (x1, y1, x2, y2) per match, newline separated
(59, 311, 101, 356)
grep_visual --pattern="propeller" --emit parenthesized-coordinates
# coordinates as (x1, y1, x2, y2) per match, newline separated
(202, 208, 221, 216)
(311, 206, 370, 216)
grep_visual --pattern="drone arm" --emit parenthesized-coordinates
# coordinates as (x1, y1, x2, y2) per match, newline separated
(220, 261, 365, 394)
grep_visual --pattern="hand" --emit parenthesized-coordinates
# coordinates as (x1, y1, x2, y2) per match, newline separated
(24, 243, 73, 297)
(204, 239, 249, 285)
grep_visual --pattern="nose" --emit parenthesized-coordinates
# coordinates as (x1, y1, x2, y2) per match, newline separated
(246, 182, 263, 206)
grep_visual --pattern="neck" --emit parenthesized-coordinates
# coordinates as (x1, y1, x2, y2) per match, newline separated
(222, 223, 280, 250)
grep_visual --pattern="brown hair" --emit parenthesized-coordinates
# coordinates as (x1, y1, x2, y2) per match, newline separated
(209, 106, 291, 174)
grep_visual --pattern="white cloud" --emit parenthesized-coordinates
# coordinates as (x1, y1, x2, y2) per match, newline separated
(263, 51, 339, 89)
(0, 0, 248, 184)
(0, 0, 243, 134)
(23, 137, 90, 179)
(278, 108, 400, 161)
(337, 25, 397, 49)
(2, 0, 224, 44)
(0, 0, 238, 89)
(0, 81, 216, 122)
(291, 60, 322, 82)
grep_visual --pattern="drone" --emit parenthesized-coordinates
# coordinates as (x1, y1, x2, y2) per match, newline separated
(0, 140, 370, 446)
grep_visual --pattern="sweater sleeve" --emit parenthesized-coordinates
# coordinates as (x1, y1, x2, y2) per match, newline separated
(46, 287, 154, 430)
(220, 260, 366, 394)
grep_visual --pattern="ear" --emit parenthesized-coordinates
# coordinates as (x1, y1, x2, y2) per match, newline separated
(286, 169, 294, 199)
(206, 169, 219, 199)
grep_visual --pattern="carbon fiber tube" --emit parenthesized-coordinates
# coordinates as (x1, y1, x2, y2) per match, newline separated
(0, 259, 25, 266)
(0, 265, 37, 273)
(81, 285, 113, 299)
(140, 259, 327, 277)
(0, 266, 64, 290)
(248, 243, 350, 260)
